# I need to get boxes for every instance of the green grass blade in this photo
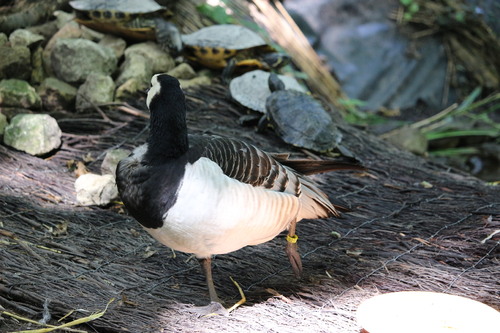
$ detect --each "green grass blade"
[429,147,480,157]
[426,129,500,140]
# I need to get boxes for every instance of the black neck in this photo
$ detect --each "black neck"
[145,88,189,163]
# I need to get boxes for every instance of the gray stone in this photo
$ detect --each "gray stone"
[0,79,42,109]
[0,33,8,46]
[0,46,31,80]
[76,73,115,112]
[167,63,196,80]
[38,77,77,111]
[30,46,45,85]
[75,173,118,206]
[0,107,33,120]
[15,28,47,84]
[179,76,211,89]
[51,38,117,83]
[0,112,7,135]
[124,41,175,73]
[115,78,146,102]
[26,21,59,41]
[101,149,131,176]
[99,35,127,59]
[116,53,152,87]
[53,10,75,30]
[9,29,44,48]
[42,22,84,77]
[53,10,102,41]
[3,113,62,156]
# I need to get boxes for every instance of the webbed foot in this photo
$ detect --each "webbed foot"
[187,301,229,317]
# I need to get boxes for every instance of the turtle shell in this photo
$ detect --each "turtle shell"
[182,24,280,70]
[229,70,306,113]
[69,0,165,14]
[69,0,171,41]
[265,89,342,152]
[182,24,266,50]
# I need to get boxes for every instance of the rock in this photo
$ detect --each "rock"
[0,79,42,109]
[167,63,196,80]
[42,20,85,76]
[0,107,33,120]
[0,112,7,135]
[0,33,9,46]
[0,46,31,80]
[0,1,66,35]
[101,149,131,176]
[8,30,45,84]
[53,10,75,30]
[31,46,45,85]
[26,20,59,41]
[3,114,62,156]
[51,38,117,84]
[53,10,102,41]
[75,173,118,206]
[124,41,175,73]
[38,77,77,111]
[384,125,428,155]
[115,53,152,87]
[9,29,44,49]
[41,11,101,76]
[75,73,115,112]
[179,76,211,89]
[167,64,211,88]
[99,35,127,59]
[115,78,146,102]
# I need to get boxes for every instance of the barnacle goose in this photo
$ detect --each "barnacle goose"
[116,74,363,314]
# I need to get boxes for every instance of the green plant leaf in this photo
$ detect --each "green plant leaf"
[409,2,420,13]
[457,86,482,111]
[429,147,480,157]
[197,4,234,24]
[426,129,500,140]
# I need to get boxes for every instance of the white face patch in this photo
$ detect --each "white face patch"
[146,74,161,109]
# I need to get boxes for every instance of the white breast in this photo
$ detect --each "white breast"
[145,157,300,258]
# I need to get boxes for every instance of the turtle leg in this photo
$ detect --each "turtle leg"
[221,58,237,84]
[256,115,270,133]
[154,19,182,54]
[285,221,302,278]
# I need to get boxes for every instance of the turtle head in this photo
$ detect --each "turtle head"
[261,52,291,70]
[268,73,286,92]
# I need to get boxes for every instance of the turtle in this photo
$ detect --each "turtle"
[229,70,305,125]
[69,0,182,53]
[260,73,343,153]
[181,24,289,79]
